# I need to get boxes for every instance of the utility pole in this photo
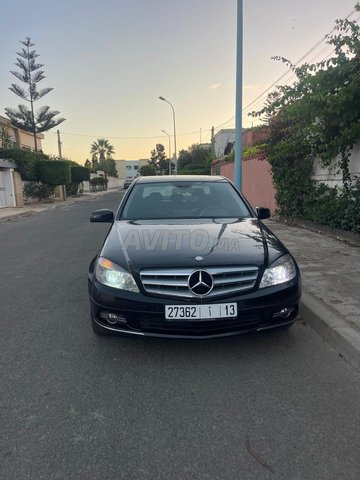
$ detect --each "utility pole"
[56,129,66,200]
[234,0,243,190]
[200,128,202,145]
[57,129,62,159]
[211,126,215,156]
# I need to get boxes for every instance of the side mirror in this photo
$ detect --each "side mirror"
[256,207,271,220]
[90,209,114,223]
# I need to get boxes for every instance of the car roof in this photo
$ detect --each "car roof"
[135,175,227,184]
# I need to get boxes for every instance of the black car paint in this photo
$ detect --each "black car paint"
[89,176,301,338]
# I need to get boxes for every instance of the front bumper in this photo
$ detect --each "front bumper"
[89,277,301,339]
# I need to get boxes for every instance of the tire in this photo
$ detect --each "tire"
[91,315,112,336]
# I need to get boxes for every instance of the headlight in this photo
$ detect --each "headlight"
[259,254,296,288]
[96,257,139,292]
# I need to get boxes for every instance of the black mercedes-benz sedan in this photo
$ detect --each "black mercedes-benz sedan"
[88,175,301,338]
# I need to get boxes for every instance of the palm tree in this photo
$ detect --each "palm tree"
[90,138,115,163]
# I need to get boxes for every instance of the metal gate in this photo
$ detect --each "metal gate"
[0,171,7,208]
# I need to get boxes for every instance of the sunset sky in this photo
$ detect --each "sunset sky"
[0,0,358,164]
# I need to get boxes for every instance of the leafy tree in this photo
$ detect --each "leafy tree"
[177,144,213,174]
[140,164,157,176]
[90,138,115,164]
[149,143,168,174]
[5,37,65,151]
[0,125,12,148]
[98,158,118,177]
[91,154,100,172]
[84,159,92,169]
[252,3,360,217]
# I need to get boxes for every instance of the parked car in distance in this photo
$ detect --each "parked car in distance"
[89,175,301,338]
[123,178,134,189]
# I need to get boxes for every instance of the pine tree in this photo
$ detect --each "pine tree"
[5,37,65,151]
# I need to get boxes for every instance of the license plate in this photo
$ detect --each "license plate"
[165,303,237,320]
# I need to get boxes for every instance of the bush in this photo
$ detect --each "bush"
[178,162,211,175]
[38,160,71,186]
[0,148,49,181]
[71,166,90,184]
[139,165,156,176]
[23,182,53,202]
[303,181,360,233]
[63,166,91,197]
[89,176,108,192]
[65,182,79,196]
[98,159,118,177]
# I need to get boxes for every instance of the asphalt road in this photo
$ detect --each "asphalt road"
[1,191,360,480]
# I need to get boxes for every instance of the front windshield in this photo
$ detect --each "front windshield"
[120,181,251,220]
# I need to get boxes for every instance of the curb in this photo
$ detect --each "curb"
[0,209,41,222]
[0,189,118,222]
[301,291,360,371]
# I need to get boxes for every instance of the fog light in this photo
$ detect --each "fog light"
[99,311,126,325]
[108,313,126,324]
[279,308,291,318]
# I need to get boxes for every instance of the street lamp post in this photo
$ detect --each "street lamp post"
[161,129,172,175]
[159,96,177,174]
[234,0,243,190]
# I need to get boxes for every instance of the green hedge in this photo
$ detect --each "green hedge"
[0,148,49,181]
[90,176,108,191]
[71,166,90,183]
[303,182,360,234]
[38,160,71,186]
[178,166,211,175]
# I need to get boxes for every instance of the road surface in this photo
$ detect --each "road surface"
[1,191,359,480]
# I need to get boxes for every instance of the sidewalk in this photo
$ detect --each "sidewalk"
[266,219,360,371]
[0,188,117,222]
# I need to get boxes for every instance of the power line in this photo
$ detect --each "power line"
[244,8,356,110]
[248,12,360,115]
[48,9,358,141]
[48,128,212,141]
[214,7,357,130]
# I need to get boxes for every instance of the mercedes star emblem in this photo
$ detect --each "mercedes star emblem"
[188,270,213,296]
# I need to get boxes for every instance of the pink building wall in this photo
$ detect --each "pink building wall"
[242,128,270,148]
[218,156,277,213]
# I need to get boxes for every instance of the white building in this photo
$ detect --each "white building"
[312,143,360,187]
[114,159,149,181]
[213,129,235,159]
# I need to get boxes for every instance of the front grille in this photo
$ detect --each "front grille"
[140,266,258,299]
[136,313,262,336]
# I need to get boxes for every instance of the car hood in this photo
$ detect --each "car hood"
[100,218,287,273]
